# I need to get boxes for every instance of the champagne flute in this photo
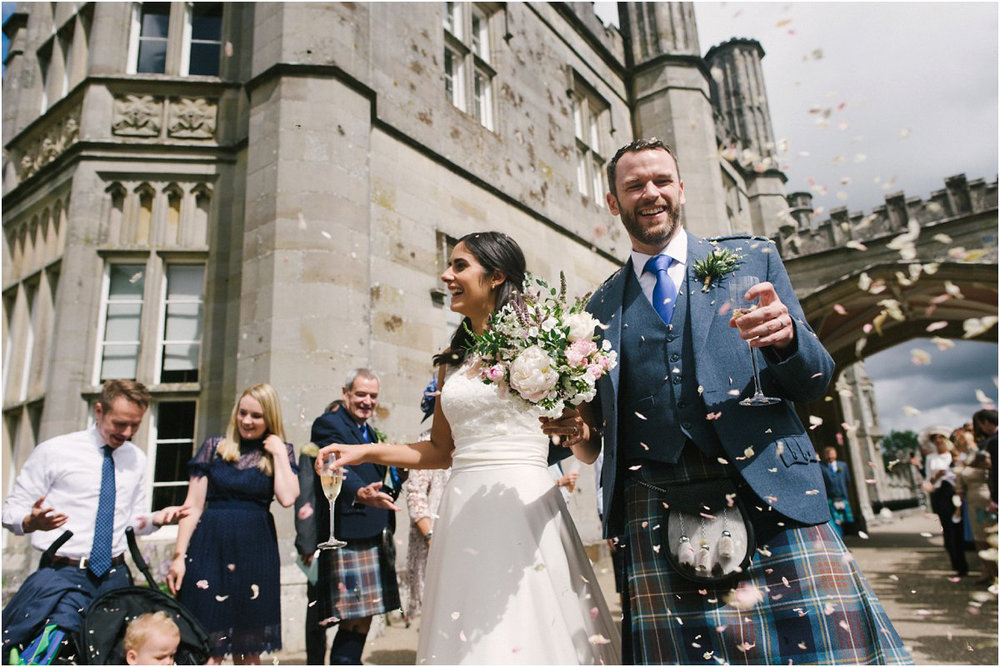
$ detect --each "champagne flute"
[727,276,780,407]
[317,452,347,549]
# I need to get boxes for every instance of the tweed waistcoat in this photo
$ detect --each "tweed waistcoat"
[618,270,721,464]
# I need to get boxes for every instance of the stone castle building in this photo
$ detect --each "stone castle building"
[7,1,989,653]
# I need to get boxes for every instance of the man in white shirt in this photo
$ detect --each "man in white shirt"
[2,379,187,654]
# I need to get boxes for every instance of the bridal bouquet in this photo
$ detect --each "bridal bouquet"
[468,273,617,417]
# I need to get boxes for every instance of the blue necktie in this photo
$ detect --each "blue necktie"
[360,424,371,443]
[89,445,116,577]
[644,254,677,326]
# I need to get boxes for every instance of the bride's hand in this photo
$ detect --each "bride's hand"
[315,443,364,473]
[540,408,588,447]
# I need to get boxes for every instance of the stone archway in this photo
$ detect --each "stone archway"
[778,174,998,526]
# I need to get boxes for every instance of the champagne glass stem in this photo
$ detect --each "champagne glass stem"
[748,342,765,397]
[328,498,336,542]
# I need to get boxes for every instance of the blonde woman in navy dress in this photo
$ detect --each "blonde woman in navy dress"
[167,383,299,664]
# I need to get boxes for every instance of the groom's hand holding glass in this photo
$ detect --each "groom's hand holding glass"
[316,445,400,512]
[726,279,795,351]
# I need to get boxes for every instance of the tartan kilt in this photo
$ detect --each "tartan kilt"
[317,536,400,624]
[829,497,856,526]
[624,471,912,665]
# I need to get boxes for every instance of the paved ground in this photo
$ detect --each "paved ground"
[272,510,997,665]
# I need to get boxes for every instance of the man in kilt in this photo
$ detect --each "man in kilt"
[582,139,911,664]
[309,369,401,665]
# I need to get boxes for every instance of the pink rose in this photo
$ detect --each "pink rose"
[566,340,598,367]
[484,363,505,382]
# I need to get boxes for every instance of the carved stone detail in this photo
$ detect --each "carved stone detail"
[167,97,217,139]
[13,103,82,180]
[111,94,163,137]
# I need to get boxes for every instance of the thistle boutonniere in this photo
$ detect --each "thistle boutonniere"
[693,248,742,292]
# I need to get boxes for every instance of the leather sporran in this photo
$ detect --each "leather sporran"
[639,477,756,585]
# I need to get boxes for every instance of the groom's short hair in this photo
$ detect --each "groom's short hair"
[606,138,681,198]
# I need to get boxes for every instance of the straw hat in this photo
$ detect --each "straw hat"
[918,425,953,452]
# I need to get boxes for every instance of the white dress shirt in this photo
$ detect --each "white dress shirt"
[925,451,956,491]
[630,229,688,308]
[2,426,159,558]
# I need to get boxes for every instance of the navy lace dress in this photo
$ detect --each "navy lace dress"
[178,436,297,657]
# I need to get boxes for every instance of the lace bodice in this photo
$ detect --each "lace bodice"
[440,361,549,471]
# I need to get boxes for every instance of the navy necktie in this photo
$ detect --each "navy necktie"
[89,445,116,577]
[643,254,677,326]
[360,423,371,443]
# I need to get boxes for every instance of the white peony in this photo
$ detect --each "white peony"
[508,345,559,402]
[565,311,599,342]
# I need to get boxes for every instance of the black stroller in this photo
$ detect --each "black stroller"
[76,527,211,664]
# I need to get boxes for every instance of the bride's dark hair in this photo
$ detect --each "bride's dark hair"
[434,231,526,367]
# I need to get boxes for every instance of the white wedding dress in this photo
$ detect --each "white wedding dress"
[416,362,621,665]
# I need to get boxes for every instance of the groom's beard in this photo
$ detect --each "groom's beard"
[619,197,682,249]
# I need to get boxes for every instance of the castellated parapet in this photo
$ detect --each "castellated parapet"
[778,174,999,259]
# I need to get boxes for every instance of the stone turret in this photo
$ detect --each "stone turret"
[619,2,730,236]
[621,2,700,61]
[706,38,776,162]
[705,38,786,238]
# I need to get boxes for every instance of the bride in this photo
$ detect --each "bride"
[317,231,620,664]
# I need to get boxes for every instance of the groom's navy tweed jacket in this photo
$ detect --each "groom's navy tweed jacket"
[587,232,836,538]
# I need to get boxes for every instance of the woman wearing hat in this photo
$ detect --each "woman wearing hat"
[923,426,969,577]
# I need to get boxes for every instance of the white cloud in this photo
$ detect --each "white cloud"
[864,340,998,434]
[694,2,998,215]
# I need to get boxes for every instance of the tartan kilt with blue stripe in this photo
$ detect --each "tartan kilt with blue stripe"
[317,536,400,624]
[623,463,912,665]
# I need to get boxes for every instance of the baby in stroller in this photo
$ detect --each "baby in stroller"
[5,529,209,665]
[124,612,181,665]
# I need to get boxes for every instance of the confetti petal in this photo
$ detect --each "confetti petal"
[250,584,259,600]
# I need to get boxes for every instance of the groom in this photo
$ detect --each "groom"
[580,139,909,664]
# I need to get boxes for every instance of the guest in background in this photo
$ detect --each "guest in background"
[923,425,969,578]
[972,409,998,510]
[549,460,579,503]
[403,378,450,623]
[821,446,854,538]
[311,368,401,665]
[954,448,996,584]
[952,427,978,549]
[1,380,186,661]
[294,399,344,665]
[167,383,299,664]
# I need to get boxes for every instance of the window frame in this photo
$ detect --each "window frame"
[154,261,206,385]
[93,259,149,384]
[442,3,496,131]
[146,397,199,530]
[181,2,223,77]
[570,80,610,206]
[127,2,223,77]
